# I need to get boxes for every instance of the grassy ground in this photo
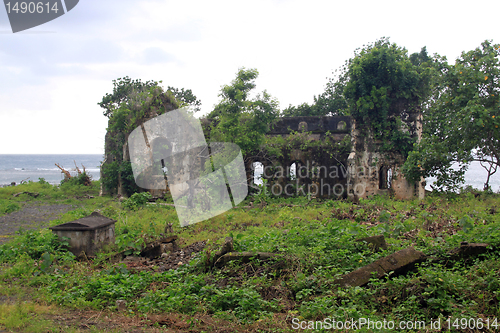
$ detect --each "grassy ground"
[0,181,499,332]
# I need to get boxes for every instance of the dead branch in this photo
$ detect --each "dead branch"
[74,160,81,175]
[55,163,72,179]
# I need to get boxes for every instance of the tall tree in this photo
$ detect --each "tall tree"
[282,42,430,120]
[208,68,279,156]
[343,38,432,156]
[403,40,500,190]
[98,77,201,196]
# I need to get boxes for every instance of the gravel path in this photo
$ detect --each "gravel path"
[0,204,76,244]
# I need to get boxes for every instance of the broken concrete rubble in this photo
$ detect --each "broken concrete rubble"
[335,247,426,288]
[139,235,178,259]
[447,242,489,260]
[116,300,127,312]
[122,240,206,272]
[334,242,493,289]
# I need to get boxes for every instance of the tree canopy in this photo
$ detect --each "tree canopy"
[282,38,432,136]
[98,76,201,119]
[98,77,201,196]
[341,38,432,156]
[403,40,500,190]
[208,68,279,156]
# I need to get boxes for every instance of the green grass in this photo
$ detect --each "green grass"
[0,181,499,331]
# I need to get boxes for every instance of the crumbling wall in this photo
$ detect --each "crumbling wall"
[346,112,424,200]
[100,95,179,197]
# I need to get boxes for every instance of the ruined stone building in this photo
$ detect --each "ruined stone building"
[101,112,424,201]
[248,115,424,200]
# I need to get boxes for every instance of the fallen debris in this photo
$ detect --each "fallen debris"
[164,222,174,234]
[211,236,233,267]
[447,242,490,261]
[13,191,39,198]
[335,247,426,288]
[140,235,178,259]
[55,163,72,180]
[116,300,127,312]
[55,162,92,186]
[121,241,206,272]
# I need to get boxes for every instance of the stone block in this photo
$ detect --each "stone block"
[448,242,489,260]
[140,235,178,259]
[49,212,115,257]
[335,247,426,288]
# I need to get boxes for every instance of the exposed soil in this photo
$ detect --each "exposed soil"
[0,203,76,244]
[44,309,291,332]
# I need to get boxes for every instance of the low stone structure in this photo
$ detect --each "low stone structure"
[248,114,423,200]
[346,114,425,200]
[140,235,178,258]
[49,212,116,257]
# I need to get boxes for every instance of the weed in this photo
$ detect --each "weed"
[0,182,499,329]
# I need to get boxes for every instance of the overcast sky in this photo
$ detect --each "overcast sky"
[1,0,499,154]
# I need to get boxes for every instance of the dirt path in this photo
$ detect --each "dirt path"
[0,204,76,244]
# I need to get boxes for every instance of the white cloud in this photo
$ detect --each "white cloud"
[0,0,499,153]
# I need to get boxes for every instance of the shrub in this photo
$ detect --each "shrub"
[122,192,152,210]
[0,229,74,263]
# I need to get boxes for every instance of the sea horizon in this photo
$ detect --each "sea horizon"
[0,154,103,186]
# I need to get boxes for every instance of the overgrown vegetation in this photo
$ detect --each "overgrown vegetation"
[3,38,498,331]
[207,67,280,156]
[1,181,499,331]
[283,38,499,191]
[403,40,500,191]
[98,77,201,196]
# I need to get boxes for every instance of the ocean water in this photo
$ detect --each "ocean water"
[425,161,500,192]
[0,154,103,186]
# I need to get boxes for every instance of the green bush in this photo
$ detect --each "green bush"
[50,265,153,307]
[0,201,20,215]
[0,229,74,263]
[122,192,152,210]
[60,172,92,186]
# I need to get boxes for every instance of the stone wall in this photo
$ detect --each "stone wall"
[345,113,424,200]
